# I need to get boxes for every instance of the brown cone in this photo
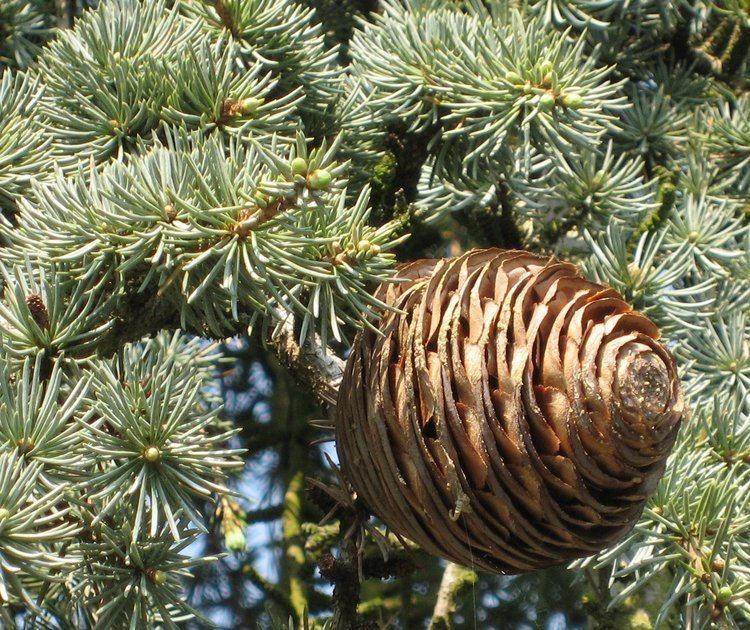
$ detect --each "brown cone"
[335,249,684,573]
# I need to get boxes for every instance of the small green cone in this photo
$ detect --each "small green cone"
[505,71,523,85]
[563,93,584,109]
[539,92,556,110]
[143,446,161,463]
[151,570,168,586]
[308,169,332,190]
[239,97,263,116]
[225,527,246,552]
[717,586,733,606]
[291,157,308,176]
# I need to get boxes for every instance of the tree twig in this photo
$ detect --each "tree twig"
[318,517,362,630]
[55,0,75,28]
[330,537,360,630]
[212,0,240,38]
[245,503,284,523]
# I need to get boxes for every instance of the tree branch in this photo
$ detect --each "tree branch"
[428,562,477,630]
[94,285,345,412]
[282,469,308,620]
[242,563,298,621]
[329,539,361,630]
[212,0,240,38]
[457,179,524,250]
[55,0,76,28]
[318,516,362,630]
[267,308,345,409]
[245,504,284,523]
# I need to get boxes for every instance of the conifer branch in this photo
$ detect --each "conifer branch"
[54,0,74,28]
[320,533,361,630]
[268,308,345,409]
[1,0,749,625]
[241,563,298,620]
[429,563,477,630]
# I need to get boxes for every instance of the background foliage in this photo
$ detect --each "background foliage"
[0,0,748,628]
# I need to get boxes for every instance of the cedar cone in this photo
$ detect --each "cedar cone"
[335,249,684,573]
[25,293,50,330]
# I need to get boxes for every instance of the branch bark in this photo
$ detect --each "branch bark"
[267,308,345,409]
[331,533,360,629]
[282,469,308,620]
[429,562,477,630]
[245,504,284,523]
[242,563,298,621]
[316,516,363,630]
[212,0,240,38]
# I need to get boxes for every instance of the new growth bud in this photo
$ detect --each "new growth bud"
[291,157,308,176]
[239,97,263,116]
[717,586,733,606]
[225,527,246,552]
[143,446,161,463]
[563,93,584,109]
[308,169,332,190]
[539,92,556,110]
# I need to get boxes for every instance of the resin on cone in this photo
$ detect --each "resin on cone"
[335,249,684,573]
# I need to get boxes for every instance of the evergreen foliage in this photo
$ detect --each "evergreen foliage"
[0,0,747,627]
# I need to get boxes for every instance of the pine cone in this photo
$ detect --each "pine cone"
[25,293,50,330]
[335,249,684,573]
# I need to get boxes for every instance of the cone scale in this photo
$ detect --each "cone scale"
[335,249,684,573]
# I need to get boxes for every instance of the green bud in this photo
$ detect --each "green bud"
[239,97,263,116]
[357,239,372,253]
[151,569,168,586]
[539,60,554,76]
[308,169,332,190]
[563,93,584,109]
[143,446,161,463]
[254,190,277,208]
[716,586,733,606]
[225,527,246,552]
[0,508,9,521]
[539,93,556,110]
[505,71,523,85]
[291,157,308,176]
[628,609,652,630]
